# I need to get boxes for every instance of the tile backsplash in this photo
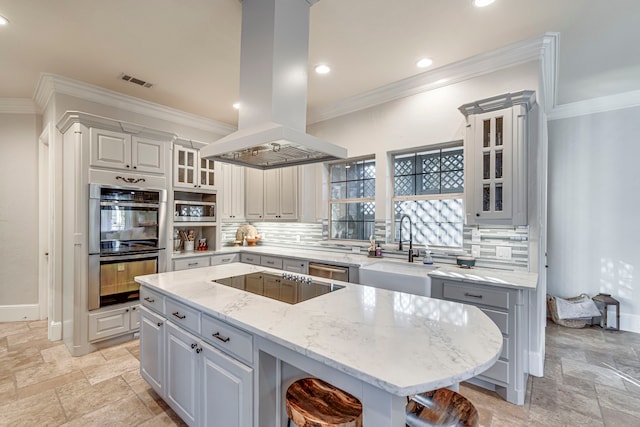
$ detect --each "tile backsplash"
[221,221,529,271]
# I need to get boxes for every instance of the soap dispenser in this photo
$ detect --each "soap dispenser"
[423,250,433,265]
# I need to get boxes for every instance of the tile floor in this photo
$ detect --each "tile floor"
[1,320,639,426]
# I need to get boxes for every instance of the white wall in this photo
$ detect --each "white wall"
[548,106,640,332]
[0,112,40,318]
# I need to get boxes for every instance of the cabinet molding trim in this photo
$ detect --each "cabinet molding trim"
[459,91,536,116]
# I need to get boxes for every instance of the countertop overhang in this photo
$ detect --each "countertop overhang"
[136,262,504,396]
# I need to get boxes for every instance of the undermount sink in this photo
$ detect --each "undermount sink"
[358,261,438,297]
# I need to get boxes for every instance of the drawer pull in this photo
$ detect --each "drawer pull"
[191,343,197,349]
[157,322,163,327]
[172,312,186,320]
[212,332,230,343]
[188,262,199,267]
[222,258,230,262]
[267,261,274,264]
[143,297,155,303]
[464,292,484,299]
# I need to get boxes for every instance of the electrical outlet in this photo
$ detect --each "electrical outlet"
[352,246,361,254]
[471,245,481,258]
[496,246,512,260]
[471,228,481,243]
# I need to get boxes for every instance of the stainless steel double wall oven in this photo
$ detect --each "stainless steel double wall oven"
[89,184,166,310]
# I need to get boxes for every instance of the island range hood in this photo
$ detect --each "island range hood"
[200,0,347,170]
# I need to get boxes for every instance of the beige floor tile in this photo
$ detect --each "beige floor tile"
[0,389,66,426]
[0,346,43,377]
[17,369,85,400]
[60,394,153,427]
[41,344,106,371]
[82,352,139,385]
[0,373,17,405]
[14,361,78,388]
[57,376,137,421]
[27,320,48,330]
[562,358,627,390]
[595,383,640,419]
[601,406,640,427]
[137,411,188,427]
[0,322,30,339]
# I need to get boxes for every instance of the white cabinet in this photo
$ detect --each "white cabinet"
[210,253,239,266]
[173,256,211,271]
[140,306,165,397]
[430,277,528,405]
[140,284,254,427]
[220,164,245,220]
[200,341,253,427]
[88,304,140,342]
[245,168,264,220]
[246,166,298,220]
[166,321,200,425]
[90,128,166,174]
[174,144,217,190]
[460,91,535,226]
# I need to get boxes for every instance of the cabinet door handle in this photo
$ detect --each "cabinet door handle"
[464,292,483,299]
[172,312,186,319]
[196,347,202,354]
[191,343,197,349]
[144,297,155,303]
[157,322,163,327]
[212,332,230,343]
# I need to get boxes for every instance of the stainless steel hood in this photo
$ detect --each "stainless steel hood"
[200,0,347,170]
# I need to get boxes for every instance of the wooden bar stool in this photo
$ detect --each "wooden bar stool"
[406,388,479,427]
[286,377,363,427]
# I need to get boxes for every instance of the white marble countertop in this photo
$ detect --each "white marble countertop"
[136,262,503,396]
[428,266,538,290]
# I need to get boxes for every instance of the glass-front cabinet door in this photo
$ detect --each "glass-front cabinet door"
[174,145,198,188]
[474,110,513,221]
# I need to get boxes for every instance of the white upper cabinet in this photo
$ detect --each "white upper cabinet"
[460,91,535,226]
[246,166,298,220]
[220,163,245,221]
[174,144,216,190]
[90,129,166,174]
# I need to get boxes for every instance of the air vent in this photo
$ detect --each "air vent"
[119,73,153,88]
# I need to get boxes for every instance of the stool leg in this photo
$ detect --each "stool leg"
[287,418,291,427]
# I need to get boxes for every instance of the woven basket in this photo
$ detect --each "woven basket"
[546,294,592,328]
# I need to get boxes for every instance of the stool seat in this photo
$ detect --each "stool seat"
[406,388,478,427]
[286,377,363,427]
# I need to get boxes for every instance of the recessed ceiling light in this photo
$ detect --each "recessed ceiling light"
[0,15,9,25]
[232,102,240,110]
[314,64,331,74]
[416,58,433,69]
[473,0,495,7]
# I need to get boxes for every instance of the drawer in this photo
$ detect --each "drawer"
[173,256,211,271]
[480,308,509,335]
[283,259,308,274]
[479,359,509,384]
[165,297,201,334]
[240,253,261,265]
[260,255,283,269]
[210,253,239,266]
[202,314,253,365]
[442,282,510,309]
[140,286,165,314]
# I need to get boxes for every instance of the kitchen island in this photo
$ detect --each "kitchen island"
[136,262,503,426]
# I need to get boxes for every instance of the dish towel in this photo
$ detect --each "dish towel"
[555,295,602,320]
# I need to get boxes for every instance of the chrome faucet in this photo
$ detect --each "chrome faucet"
[398,214,415,262]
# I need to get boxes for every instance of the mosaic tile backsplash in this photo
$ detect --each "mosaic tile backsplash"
[221,221,529,271]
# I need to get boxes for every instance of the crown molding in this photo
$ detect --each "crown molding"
[308,33,559,124]
[548,89,640,121]
[0,98,38,114]
[33,73,236,136]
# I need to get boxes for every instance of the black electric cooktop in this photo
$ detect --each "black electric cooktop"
[214,271,344,304]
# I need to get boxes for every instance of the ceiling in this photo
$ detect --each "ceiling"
[1,0,639,126]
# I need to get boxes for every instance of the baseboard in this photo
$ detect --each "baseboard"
[49,320,62,341]
[529,350,544,377]
[0,304,40,322]
[621,313,640,334]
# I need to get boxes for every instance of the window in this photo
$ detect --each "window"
[393,145,464,247]
[329,158,375,240]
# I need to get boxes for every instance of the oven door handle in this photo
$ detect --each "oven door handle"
[97,250,164,262]
[100,201,160,208]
